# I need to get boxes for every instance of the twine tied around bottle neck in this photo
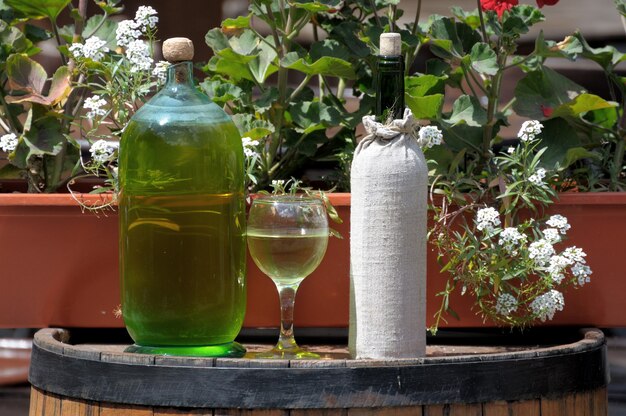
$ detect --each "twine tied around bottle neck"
[361,108,419,144]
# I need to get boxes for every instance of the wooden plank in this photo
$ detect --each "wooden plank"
[41,391,62,416]
[99,403,153,416]
[29,387,45,416]
[540,393,577,415]
[482,400,540,416]
[348,407,421,415]
[60,397,100,416]
[423,404,481,416]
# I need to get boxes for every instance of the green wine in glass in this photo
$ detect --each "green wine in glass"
[247,195,329,359]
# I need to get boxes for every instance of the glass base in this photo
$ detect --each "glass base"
[125,341,246,358]
[252,346,320,360]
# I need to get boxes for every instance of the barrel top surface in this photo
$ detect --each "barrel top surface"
[28,328,609,409]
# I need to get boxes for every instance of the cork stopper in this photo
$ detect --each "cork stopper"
[163,37,194,62]
[379,33,401,56]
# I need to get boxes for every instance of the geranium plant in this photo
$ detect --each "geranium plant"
[0,0,164,193]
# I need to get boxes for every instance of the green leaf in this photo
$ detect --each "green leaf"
[513,66,586,120]
[206,56,255,82]
[6,54,46,95]
[200,79,244,105]
[534,118,581,169]
[0,20,34,61]
[94,0,123,15]
[310,39,351,62]
[574,31,626,70]
[5,0,71,21]
[429,17,481,59]
[563,147,601,168]
[229,29,260,56]
[406,94,444,120]
[469,42,498,76]
[83,15,118,49]
[284,56,356,79]
[533,30,582,61]
[23,24,51,43]
[231,113,274,140]
[221,14,251,29]
[446,95,487,127]
[291,0,333,12]
[247,37,278,83]
[290,101,341,134]
[551,93,617,119]
[205,28,230,52]
[329,21,371,58]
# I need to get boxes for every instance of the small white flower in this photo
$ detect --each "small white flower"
[271,179,285,186]
[547,255,573,284]
[0,133,18,153]
[125,40,153,73]
[152,60,170,83]
[89,139,117,164]
[498,227,527,255]
[542,228,561,244]
[571,262,592,286]
[242,136,260,158]
[134,6,159,32]
[518,120,543,142]
[495,293,518,316]
[562,246,586,264]
[84,95,107,119]
[546,214,571,235]
[81,36,109,61]
[507,146,515,154]
[69,43,85,59]
[116,19,141,47]
[530,290,564,322]
[475,207,501,233]
[417,125,443,149]
[528,239,555,267]
[528,167,547,186]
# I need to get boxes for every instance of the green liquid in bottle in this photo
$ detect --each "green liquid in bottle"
[118,62,246,357]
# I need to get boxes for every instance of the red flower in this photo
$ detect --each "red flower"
[540,104,554,118]
[537,0,559,7]
[480,0,519,18]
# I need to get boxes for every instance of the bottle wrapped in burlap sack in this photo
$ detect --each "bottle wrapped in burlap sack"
[349,108,427,359]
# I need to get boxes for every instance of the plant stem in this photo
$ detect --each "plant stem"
[74,0,88,41]
[477,0,489,44]
[483,43,506,165]
[610,135,625,191]
[51,21,68,66]
[289,74,313,102]
[369,0,382,27]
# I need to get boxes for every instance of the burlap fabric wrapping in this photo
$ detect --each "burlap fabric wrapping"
[349,108,427,359]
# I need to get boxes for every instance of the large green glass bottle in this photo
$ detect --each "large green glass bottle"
[118,38,246,357]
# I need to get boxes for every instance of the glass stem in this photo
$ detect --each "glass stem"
[276,283,300,351]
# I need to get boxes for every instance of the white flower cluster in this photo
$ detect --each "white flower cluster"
[89,139,117,164]
[475,207,501,233]
[530,289,564,322]
[542,228,561,244]
[271,179,285,187]
[134,6,158,30]
[125,40,152,73]
[546,214,570,234]
[517,120,543,142]
[528,238,556,267]
[152,60,170,83]
[528,167,547,186]
[242,137,260,158]
[116,6,159,47]
[69,36,109,62]
[498,227,527,255]
[115,6,159,73]
[0,133,18,153]
[417,125,443,149]
[495,293,518,316]
[84,95,107,119]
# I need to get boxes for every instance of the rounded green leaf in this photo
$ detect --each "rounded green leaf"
[5,0,71,21]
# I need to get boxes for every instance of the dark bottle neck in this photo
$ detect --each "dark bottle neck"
[165,61,195,89]
[375,55,405,121]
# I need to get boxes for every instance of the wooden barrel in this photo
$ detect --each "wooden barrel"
[28,328,608,415]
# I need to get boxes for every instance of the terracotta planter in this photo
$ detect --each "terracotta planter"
[0,192,624,329]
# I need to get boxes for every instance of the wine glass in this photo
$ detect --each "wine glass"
[247,195,329,359]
